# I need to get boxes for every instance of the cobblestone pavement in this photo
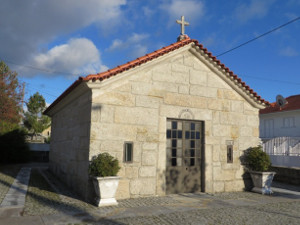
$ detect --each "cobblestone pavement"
[110,201,300,225]
[24,169,96,216]
[0,166,299,225]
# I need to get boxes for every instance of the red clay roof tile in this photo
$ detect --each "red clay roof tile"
[260,94,300,114]
[44,36,269,115]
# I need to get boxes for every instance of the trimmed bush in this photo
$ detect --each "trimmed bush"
[0,129,31,163]
[244,146,271,172]
[88,153,120,177]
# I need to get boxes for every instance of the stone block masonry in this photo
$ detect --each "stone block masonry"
[272,166,300,185]
[87,49,261,199]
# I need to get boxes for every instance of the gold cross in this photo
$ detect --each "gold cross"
[176,16,189,35]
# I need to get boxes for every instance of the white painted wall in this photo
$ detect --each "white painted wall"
[28,143,50,152]
[259,109,300,138]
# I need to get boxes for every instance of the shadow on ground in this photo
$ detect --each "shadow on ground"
[0,164,125,224]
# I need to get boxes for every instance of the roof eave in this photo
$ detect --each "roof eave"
[44,79,83,116]
[45,36,269,113]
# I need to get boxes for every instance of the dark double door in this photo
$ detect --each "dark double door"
[166,119,204,194]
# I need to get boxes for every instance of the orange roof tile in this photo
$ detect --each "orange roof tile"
[44,36,269,115]
[260,94,300,114]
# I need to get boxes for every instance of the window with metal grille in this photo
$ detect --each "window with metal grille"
[166,119,204,167]
[124,142,133,162]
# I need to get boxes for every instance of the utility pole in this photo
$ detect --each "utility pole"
[21,82,25,116]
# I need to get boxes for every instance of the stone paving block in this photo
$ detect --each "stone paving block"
[41,211,101,225]
[0,168,31,208]
[0,215,44,225]
[0,207,24,218]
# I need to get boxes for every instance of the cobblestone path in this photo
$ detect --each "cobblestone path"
[28,168,300,225]
[1,166,299,225]
[0,165,22,205]
[106,200,299,225]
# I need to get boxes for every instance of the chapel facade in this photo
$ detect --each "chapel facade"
[45,35,269,202]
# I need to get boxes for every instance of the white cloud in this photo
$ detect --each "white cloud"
[143,6,154,18]
[33,38,107,77]
[130,44,148,59]
[107,33,149,58]
[202,35,216,48]
[235,0,275,23]
[107,39,125,52]
[0,0,126,75]
[130,33,149,43]
[107,33,149,52]
[280,47,299,57]
[160,0,205,26]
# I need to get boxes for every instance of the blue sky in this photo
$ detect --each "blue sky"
[1,0,300,106]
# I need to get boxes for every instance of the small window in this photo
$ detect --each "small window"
[283,117,295,128]
[227,145,233,163]
[124,142,133,162]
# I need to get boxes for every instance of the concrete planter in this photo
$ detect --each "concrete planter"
[92,176,120,207]
[249,171,276,194]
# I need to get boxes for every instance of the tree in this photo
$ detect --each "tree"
[24,92,51,137]
[0,61,23,134]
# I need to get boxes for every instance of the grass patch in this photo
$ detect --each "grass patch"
[24,169,62,216]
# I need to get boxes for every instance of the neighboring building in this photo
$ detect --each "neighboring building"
[26,126,51,162]
[25,126,51,143]
[44,35,268,202]
[260,94,300,140]
[260,95,300,168]
[41,126,51,139]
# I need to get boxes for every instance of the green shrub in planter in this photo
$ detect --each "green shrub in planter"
[244,146,271,172]
[88,153,120,177]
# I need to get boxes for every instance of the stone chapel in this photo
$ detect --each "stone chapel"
[45,31,269,202]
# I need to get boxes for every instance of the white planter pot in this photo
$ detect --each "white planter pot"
[249,171,276,195]
[92,176,120,207]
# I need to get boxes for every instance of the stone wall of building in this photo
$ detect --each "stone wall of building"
[89,47,261,199]
[271,166,300,185]
[49,90,92,201]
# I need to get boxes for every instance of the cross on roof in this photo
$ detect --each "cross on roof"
[176,16,189,35]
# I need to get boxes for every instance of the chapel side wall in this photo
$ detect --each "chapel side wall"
[89,49,261,199]
[49,91,92,201]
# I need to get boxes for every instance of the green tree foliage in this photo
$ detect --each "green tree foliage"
[24,92,51,135]
[0,61,23,134]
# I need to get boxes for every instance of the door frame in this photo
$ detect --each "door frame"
[165,118,206,193]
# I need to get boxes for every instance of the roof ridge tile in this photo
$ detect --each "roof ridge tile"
[45,36,269,114]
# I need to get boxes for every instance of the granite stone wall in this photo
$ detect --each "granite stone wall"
[88,49,261,199]
[49,90,92,201]
[272,166,300,185]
